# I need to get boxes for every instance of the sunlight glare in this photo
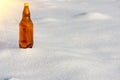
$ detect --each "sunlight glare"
[0,0,8,10]
[0,0,20,23]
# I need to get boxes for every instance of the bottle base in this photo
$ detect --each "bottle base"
[19,43,33,49]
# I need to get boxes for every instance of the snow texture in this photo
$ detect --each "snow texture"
[0,0,120,80]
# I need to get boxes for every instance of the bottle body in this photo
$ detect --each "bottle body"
[19,3,33,48]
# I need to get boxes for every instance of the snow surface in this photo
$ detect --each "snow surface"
[0,0,120,80]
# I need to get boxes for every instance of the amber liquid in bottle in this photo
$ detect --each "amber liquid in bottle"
[19,3,33,48]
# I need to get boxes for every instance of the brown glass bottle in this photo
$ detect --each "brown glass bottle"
[19,3,33,48]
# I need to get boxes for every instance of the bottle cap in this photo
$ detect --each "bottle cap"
[24,2,29,6]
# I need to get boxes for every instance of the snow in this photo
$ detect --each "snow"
[0,0,120,80]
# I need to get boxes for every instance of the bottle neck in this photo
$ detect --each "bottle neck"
[22,6,30,18]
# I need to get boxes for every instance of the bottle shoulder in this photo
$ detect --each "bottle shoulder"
[20,19,33,27]
[20,17,33,23]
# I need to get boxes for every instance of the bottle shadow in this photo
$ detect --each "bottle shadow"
[0,41,19,51]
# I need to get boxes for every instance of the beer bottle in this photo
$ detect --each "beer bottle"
[19,3,33,48]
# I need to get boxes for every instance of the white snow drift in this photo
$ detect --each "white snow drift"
[0,0,120,80]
